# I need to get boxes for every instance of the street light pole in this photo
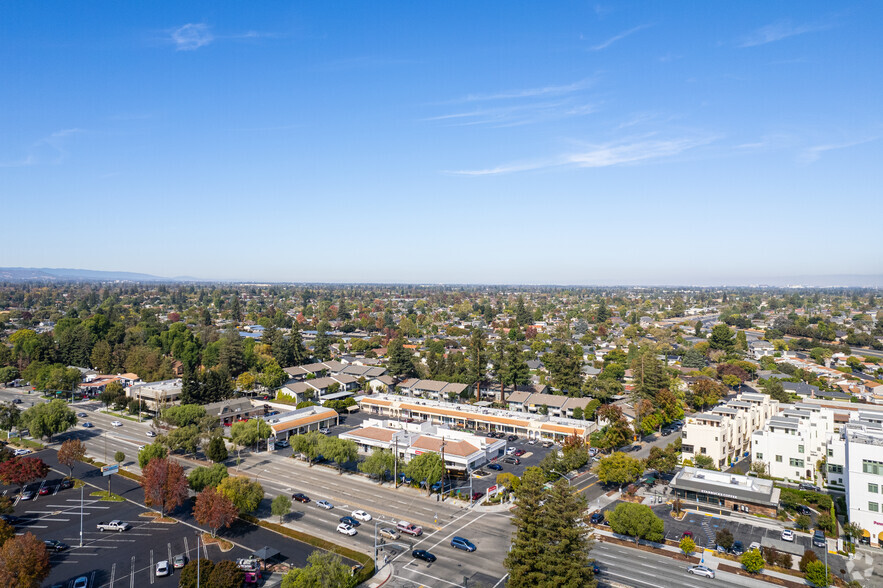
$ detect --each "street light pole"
[79,482,84,547]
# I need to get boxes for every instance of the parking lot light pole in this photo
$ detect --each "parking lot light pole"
[79,482,84,547]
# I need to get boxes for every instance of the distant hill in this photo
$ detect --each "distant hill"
[0,267,190,282]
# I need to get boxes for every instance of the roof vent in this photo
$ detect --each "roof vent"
[695,473,704,479]
[730,478,739,484]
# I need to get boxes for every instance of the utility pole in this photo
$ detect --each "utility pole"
[440,437,447,501]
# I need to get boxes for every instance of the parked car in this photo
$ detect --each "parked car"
[60,478,73,490]
[542,440,554,448]
[781,529,794,542]
[274,439,290,448]
[379,528,400,540]
[813,530,827,548]
[0,514,21,524]
[507,434,518,442]
[472,470,489,478]
[339,516,360,527]
[748,541,761,552]
[506,447,517,455]
[73,577,88,588]
[513,448,526,456]
[487,463,503,471]
[173,554,187,569]
[44,539,69,552]
[590,512,605,524]
[527,438,537,445]
[39,486,52,496]
[682,531,693,539]
[11,399,21,404]
[317,500,333,510]
[352,510,372,522]
[319,428,331,435]
[687,565,715,578]
[337,523,357,536]
[796,505,812,515]
[13,448,32,456]
[799,482,821,492]
[730,541,744,555]
[502,456,521,465]
[20,489,35,500]
[292,493,310,503]
[471,492,484,501]
[450,536,476,552]
[412,549,437,563]
[155,560,170,577]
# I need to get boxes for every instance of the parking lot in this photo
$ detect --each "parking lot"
[2,449,331,588]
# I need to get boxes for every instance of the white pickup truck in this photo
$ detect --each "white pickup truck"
[96,520,130,532]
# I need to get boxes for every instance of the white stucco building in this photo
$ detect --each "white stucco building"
[841,421,883,546]
[751,402,834,483]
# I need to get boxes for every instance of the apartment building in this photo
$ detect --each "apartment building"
[681,392,778,470]
[841,421,883,547]
[751,402,834,483]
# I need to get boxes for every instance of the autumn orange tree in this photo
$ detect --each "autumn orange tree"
[57,439,86,479]
[0,532,50,587]
[193,487,238,538]
[141,458,188,517]
[0,457,49,495]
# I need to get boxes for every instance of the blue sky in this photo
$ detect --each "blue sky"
[1,2,881,285]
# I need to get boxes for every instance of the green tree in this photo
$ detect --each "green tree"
[539,478,595,586]
[804,560,831,587]
[799,549,818,573]
[682,347,706,368]
[357,448,399,484]
[319,436,358,474]
[217,475,264,514]
[741,549,765,573]
[680,536,696,556]
[206,436,228,463]
[606,502,665,542]
[114,451,125,467]
[404,452,445,496]
[291,432,323,466]
[206,560,245,588]
[694,454,717,470]
[230,418,272,464]
[387,337,416,377]
[188,463,229,492]
[98,381,124,409]
[630,349,668,399]
[272,494,292,523]
[710,324,735,352]
[164,424,201,455]
[158,404,206,428]
[138,442,168,469]
[20,399,77,442]
[179,559,214,588]
[645,446,678,474]
[280,550,352,588]
[313,322,332,361]
[595,452,644,486]
[505,468,549,588]
[795,514,812,530]
[0,404,20,435]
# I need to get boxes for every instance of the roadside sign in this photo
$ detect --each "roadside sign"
[488,485,502,496]
[101,464,118,476]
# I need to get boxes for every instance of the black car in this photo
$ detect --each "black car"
[292,493,310,503]
[730,541,744,556]
[412,549,437,563]
[44,539,69,552]
[798,482,821,492]
[507,434,518,442]
[487,463,503,471]
[590,512,605,524]
[339,516,360,527]
[796,505,812,515]
[60,478,74,490]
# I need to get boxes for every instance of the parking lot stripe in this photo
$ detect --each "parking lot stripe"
[150,549,154,584]
[109,562,116,587]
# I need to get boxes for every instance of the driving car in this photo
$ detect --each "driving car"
[138,444,147,451]
[82,422,94,428]
[379,528,400,540]
[317,500,333,510]
[412,549,437,563]
[11,398,21,404]
[73,577,89,588]
[450,536,476,552]
[173,554,187,569]
[337,523,357,536]
[111,421,122,427]
[339,516,360,527]
[77,412,87,417]
[352,509,372,522]
[592,561,601,574]
[44,539,69,552]
[155,560,170,577]
[471,491,484,501]
[687,565,715,578]
[292,493,310,503]
[781,529,795,542]
[13,448,32,456]
[146,430,157,437]
[487,463,503,471]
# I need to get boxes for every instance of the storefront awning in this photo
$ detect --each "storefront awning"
[862,529,870,538]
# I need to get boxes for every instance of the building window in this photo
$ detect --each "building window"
[870,483,879,494]
[863,460,883,476]
[870,502,879,513]
[827,449,833,457]
[798,445,804,454]
[756,452,763,460]
[789,458,804,468]
[776,455,783,463]
[828,464,843,474]
[700,447,707,454]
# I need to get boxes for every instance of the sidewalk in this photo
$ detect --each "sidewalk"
[593,528,807,586]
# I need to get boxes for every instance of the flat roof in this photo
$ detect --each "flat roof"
[671,466,778,506]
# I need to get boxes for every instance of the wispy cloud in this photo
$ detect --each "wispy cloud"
[589,24,652,51]
[426,98,597,128]
[0,128,83,168]
[170,23,214,51]
[738,20,827,48]
[447,135,714,176]
[453,78,594,103]
[168,24,278,51]
[798,137,879,163]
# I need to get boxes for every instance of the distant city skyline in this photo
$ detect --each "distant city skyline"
[2,2,881,283]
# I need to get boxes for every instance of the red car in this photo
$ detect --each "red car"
[471,492,484,501]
